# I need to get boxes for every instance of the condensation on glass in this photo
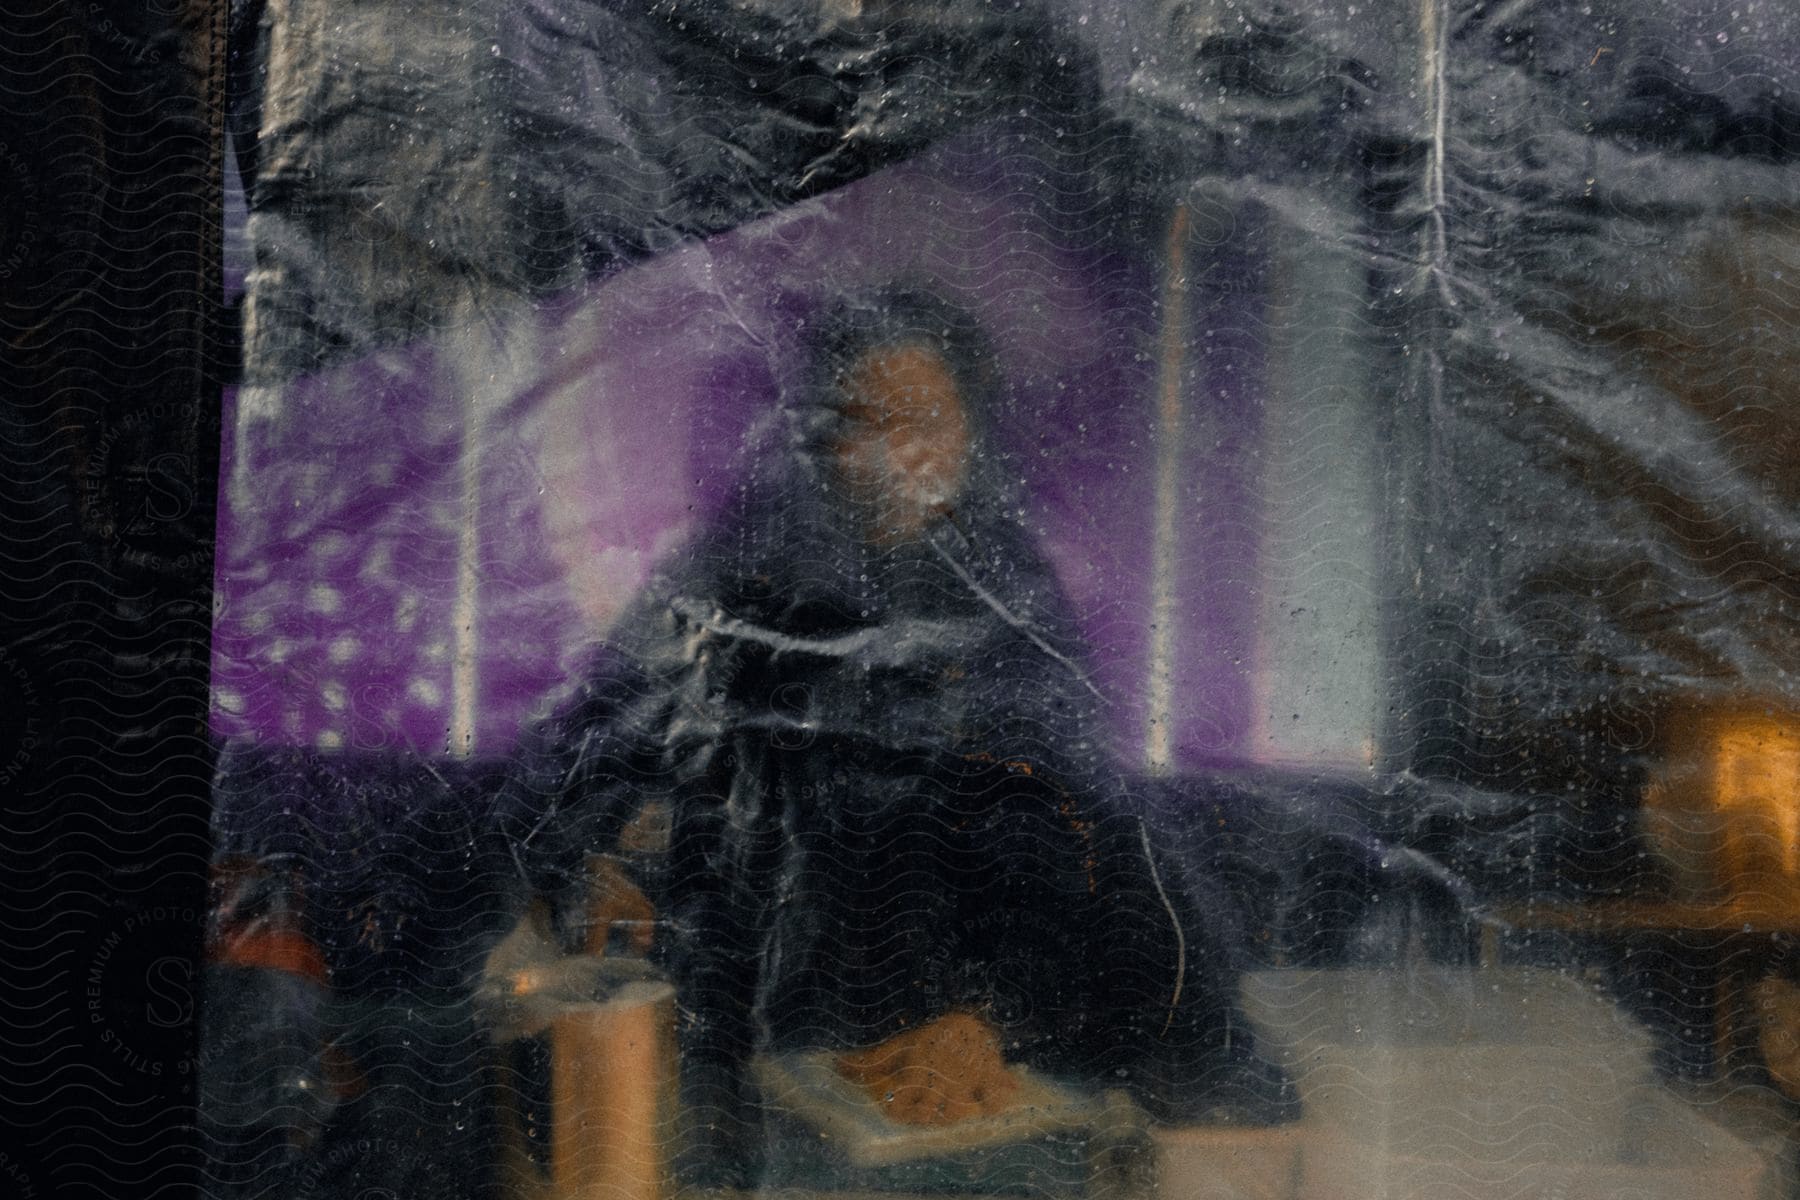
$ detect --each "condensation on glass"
[205,2,1800,1197]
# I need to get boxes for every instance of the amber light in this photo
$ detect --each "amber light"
[1713,718,1800,887]
[1641,702,1800,902]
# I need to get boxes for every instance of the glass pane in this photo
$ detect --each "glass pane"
[205,2,1800,1197]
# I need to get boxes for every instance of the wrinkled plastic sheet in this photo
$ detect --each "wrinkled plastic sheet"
[209,0,1800,1195]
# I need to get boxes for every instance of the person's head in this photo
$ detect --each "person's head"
[802,287,1000,543]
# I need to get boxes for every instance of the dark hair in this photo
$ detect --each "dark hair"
[719,283,1025,566]
[799,284,1002,427]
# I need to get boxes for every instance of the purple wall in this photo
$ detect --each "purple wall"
[214,129,1268,767]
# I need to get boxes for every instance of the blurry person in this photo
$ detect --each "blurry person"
[505,285,1296,1184]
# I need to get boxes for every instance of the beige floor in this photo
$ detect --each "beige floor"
[668,1095,1792,1200]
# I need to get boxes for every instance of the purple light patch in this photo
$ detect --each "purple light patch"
[214,127,1269,767]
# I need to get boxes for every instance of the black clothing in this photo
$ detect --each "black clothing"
[502,302,1296,1177]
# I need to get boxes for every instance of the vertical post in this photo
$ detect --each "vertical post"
[444,302,537,758]
[1251,226,1385,771]
[1145,203,1190,776]
[1396,0,1465,780]
[450,366,482,759]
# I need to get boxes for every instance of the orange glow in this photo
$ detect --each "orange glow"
[1715,721,1800,808]
[1641,702,1800,899]
[1714,718,1800,882]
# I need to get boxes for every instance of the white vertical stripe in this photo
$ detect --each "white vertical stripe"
[1145,204,1190,776]
[445,302,538,757]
